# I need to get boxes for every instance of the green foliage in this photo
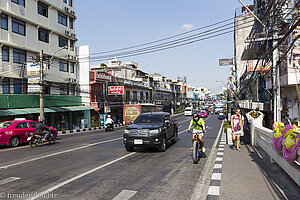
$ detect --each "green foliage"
[223,120,231,133]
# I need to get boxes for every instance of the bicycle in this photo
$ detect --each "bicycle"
[188,130,204,164]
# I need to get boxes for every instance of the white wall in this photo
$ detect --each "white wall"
[77,45,90,106]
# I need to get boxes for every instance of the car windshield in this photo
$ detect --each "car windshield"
[0,122,13,129]
[134,114,163,124]
[185,109,191,111]
[200,111,206,114]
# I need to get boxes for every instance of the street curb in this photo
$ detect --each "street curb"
[191,120,224,200]
[57,123,126,136]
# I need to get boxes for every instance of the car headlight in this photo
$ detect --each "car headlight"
[149,128,161,135]
[124,129,130,134]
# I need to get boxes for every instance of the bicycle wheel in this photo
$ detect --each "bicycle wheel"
[192,140,200,164]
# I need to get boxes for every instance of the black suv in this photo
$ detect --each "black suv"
[123,112,178,152]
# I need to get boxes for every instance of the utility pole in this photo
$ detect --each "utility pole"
[39,50,45,121]
[272,2,281,122]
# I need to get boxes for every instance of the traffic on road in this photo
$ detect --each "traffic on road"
[0,113,223,200]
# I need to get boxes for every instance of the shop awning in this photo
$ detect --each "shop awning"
[0,106,94,117]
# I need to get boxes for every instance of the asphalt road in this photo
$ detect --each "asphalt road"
[0,114,223,200]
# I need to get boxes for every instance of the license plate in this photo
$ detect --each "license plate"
[27,137,32,141]
[134,139,143,145]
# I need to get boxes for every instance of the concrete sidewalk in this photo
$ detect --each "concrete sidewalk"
[216,143,300,200]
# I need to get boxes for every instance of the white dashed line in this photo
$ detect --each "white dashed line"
[217,152,224,156]
[113,190,137,200]
[211,173,222,180]
[0,177,21,185]
[207,186,220,195]
[214,164,222,169]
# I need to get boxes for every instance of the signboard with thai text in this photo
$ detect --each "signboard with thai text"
[219,58,233,66]
[247,60,272,72]
[108,86,124,95]
[28,77,40,93]
[27,62,47,76]
[95,72,112,82]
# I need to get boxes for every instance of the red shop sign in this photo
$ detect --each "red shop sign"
[108,86,124,95]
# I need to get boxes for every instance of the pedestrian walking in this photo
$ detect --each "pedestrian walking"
[230,108,244,151]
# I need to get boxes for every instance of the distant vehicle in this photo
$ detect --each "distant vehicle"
[215,103,225,114]
[123,112,178,152]
[218,113,225,120]
[199,110,208,118]
[185,107,193,116]
[0,118,57,147]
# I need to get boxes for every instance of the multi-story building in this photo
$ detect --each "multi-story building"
[0,0,92,130]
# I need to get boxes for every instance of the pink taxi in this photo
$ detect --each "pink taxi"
[0,118,57,147]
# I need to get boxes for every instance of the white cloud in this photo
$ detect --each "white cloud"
[181,24,194,30]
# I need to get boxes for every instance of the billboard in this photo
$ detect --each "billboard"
[108,86,124,95]
[95,71,112,82]
[27,62,47,76]
[123,105,141,124]
[28,77,40,93]
[247,60,272,72]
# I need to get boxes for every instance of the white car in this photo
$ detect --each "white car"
[185,107,193,116]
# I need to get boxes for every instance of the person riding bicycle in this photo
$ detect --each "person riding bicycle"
[188,113,206,152]
[36,120,50,141]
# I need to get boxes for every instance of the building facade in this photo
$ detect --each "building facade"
[0,0,92,130]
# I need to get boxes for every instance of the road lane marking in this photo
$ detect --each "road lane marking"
[113,190,137,200]
[0,137,122,170]
[28,153,136,200]
[211,173,222,180]
[207,186,220,196]
[191,120,224,200]
[0,177,21,185]
[215,157,223,161]
[213,164,222,169]
[217,152,224,156]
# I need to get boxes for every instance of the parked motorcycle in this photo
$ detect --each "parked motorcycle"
[105,123,114,132]
[27,132,56,147]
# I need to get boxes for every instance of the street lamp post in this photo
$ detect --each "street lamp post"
[48,45,69,69]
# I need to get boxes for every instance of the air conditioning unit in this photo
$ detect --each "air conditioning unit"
[70,33,76,38]
[71,56,78,60]
[70,10,75,15]
[65,54,71,59]
[72,78,77,83]
[66,78,72,82]
[64,7,69,12]
[64,30,70,35]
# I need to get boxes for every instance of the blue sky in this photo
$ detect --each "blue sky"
[75,0,252,93]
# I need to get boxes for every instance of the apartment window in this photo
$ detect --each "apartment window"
[140,91,144,100]
[14,79,22,94]
[60,84,69,95]
[12,17,25,35]
[58,36,68,47]
[2,46,9,62]
[11,0,25,7]
[69,18,73,29]
[69,0,73,7]
[58,12,67,26]
[126,90,130,101]
[70,85,75,95]
[70,62,75,73]
[1,14,8,30]
[38,28,49,43]
[59,60,68,72]
[13,48,26,64]
[2,78,10,94]
[70,40,74,51]
[63,0,67,3]
[38,1,48,17]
